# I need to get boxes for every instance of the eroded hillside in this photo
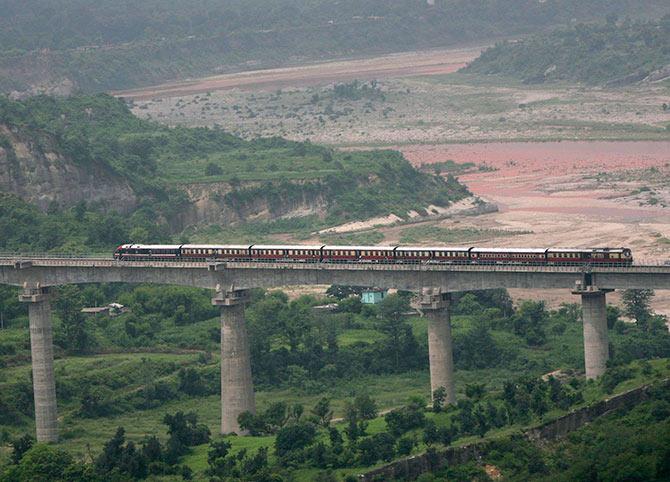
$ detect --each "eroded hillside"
[0,94,469,251]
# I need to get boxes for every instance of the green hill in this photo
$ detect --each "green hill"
[1,0,668,93]
[0,94,468,252]
[464,16,670,85]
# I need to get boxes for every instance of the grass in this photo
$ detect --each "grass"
[319,231,385,246]
[398,225,530,244]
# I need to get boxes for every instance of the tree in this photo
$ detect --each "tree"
[622,289,655,330]
[263,401,289,433]
[205,162,223,176]
[9,444,85,481]
[454,321,505,369]
[344,401,367,442]
[455,293,483,315]
[513,300,549,346]
[354,394,378,421]
[606,305,621,329]
[378,294,411,370]
[311,398,333,428]
[423,420,439,446]
[241,447,269,476]
[141,435,162,464]
[53,285,95,354]
[290,403,304,423]
[177,368,205,396]
[206,437,235,477]
[10,434,34,465]
[465,383,486,401]
[95,427,126,474]
[163,411,210,462]
[274,422,316,458]
[397,436,415,456]
[358,432,395,465]
[469,409,487,439]
[432,387,447,413]
[384,400,426,437]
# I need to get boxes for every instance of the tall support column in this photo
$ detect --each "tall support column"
[573,286,612,379]
[212,287,255,435]
[416,288,456,405]
[19,287,58,443]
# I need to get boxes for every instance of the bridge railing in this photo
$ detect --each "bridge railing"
[0,252,110,259]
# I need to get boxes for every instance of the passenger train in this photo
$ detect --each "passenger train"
[113,244,633,266]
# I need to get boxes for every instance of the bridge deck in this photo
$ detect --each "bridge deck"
[1,257,669,274]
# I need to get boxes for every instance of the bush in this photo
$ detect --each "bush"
[384,400,426,437]
[275,422,317,458]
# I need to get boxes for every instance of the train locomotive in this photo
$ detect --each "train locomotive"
[114,244,633,266]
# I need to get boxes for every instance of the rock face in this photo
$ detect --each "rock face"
[177,180,328,229]
[0,125,136,213]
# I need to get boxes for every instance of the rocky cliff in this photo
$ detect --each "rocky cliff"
[0,125,136,213]
[177,179,329,229]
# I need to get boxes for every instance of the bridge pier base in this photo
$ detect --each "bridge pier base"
[212,288,255,435]
[19,287,58,443]
[573,286,612,379]
[417,288,456,405]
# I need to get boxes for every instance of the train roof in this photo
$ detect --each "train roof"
[182,244,250,250]
[395,246,471,252]
[124,244,183,250]
[250,244,325,250]
[322,245,397,251]
[547,247,630,253]
[471,248,548,254]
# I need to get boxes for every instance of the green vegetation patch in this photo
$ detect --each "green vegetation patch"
[398,225,530,244]
[0,94,469,252]
[465,16,670,85]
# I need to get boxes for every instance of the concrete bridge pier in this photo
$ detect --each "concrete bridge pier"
[19,286,58,443]
[212,287,256,434]
[573,286,612,379]
[417,288,456,405]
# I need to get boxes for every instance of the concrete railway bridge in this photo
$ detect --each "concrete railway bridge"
[1,256,669,443]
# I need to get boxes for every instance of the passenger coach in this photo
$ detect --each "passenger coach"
[113,244,633,266]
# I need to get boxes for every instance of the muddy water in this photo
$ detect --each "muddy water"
[401,141,670,221]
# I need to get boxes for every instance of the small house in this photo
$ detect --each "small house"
[361,289,387,304]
